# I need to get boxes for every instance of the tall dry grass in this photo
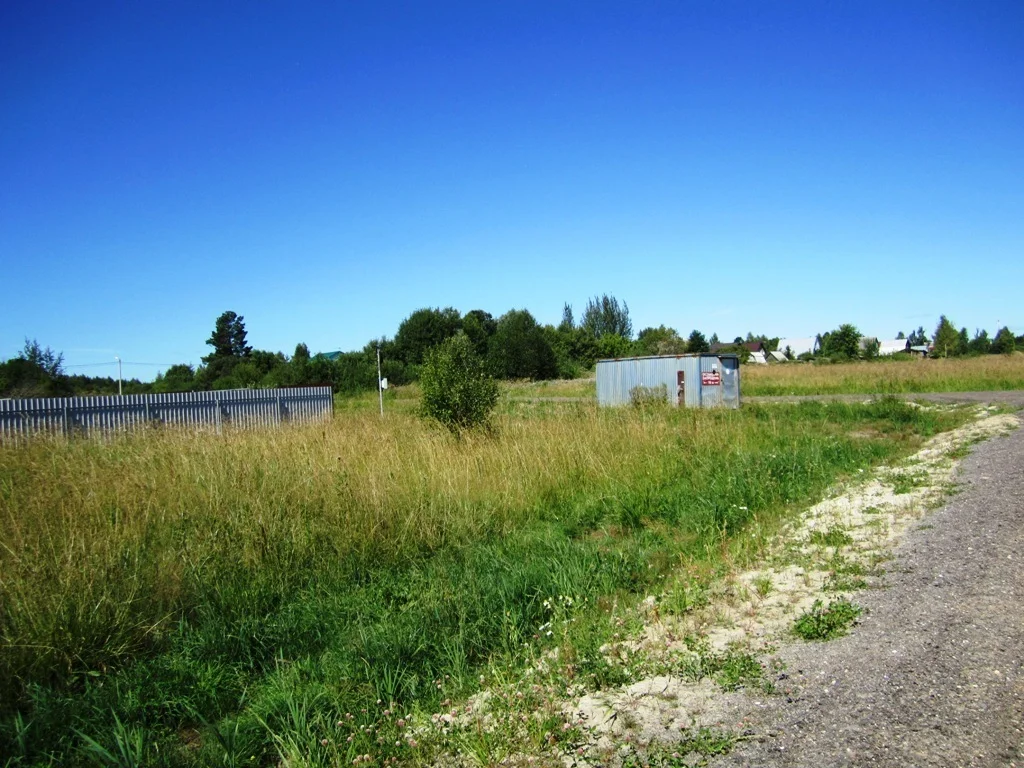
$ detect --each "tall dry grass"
[742,353,1024,396]
[0,406,731,689]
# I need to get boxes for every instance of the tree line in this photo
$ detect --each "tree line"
[1,303,1020,398]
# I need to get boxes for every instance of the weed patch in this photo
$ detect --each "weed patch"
[620,729,736,767]
[891,470,930,494]
[823,558,871,592]
[808,528,854,547]
[793,599,863,641]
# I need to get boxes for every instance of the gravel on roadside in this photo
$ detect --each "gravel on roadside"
[708,415,1024,768]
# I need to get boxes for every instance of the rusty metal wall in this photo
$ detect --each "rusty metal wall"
[0,386,333,441]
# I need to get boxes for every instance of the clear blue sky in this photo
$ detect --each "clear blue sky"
[2,1,1021,379]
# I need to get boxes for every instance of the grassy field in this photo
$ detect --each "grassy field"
[0,399,971,766]
[741,353,1024,396]
[335,377,596,414]
[501,378,596,400]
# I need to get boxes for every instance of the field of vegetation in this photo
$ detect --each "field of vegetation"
[0,399,973,766]
[742,353,1024,396]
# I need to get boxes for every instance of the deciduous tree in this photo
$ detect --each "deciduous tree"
[420,334,499,433]
[992,326,1016,355]
[820,324,861,359]
[488,309,558,380]
[636,326,686,356]
[153,364,196,393]
[394,307,462,365]
[462,310,496,357]
[968,329,991,355]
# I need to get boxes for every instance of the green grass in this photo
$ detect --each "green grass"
[501,377,596,400]
[0,398,969,766]
[334,376,596,414]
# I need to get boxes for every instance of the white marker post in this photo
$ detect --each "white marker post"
[377,345,384,417]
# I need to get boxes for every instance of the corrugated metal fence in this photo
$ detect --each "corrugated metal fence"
[0,387,333,441]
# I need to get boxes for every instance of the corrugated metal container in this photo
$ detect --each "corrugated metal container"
[596,354,740,408]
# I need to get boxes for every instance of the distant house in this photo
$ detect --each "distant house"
[709,341,768,364]
[767,350,788,363]
[877,339,911,356]
[776,338,820,359]
[858,338,911,356]
[909,345,931,358]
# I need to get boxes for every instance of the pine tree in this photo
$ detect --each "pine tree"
[558,303,574,332]
[580,295,632,339]
[686,330,710,353]
[203,311,251,361]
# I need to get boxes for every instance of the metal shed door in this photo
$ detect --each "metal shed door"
[721,357,740,408]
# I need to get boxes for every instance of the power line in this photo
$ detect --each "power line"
[121,362,185,366]
[63,361,183,369]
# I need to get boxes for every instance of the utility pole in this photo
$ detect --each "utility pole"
[114,356,122,396]
[376,344,384,417]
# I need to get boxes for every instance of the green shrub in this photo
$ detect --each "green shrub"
[420,334,499,433]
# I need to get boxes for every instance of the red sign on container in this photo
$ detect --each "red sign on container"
[701,371,721,386]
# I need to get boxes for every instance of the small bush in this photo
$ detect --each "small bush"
[420,334,499,433]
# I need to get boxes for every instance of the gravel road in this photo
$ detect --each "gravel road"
[710,415,1024,768]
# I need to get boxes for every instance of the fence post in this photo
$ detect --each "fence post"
[215,394,222,435]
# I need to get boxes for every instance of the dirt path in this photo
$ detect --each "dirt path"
[709,415,1024,768]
